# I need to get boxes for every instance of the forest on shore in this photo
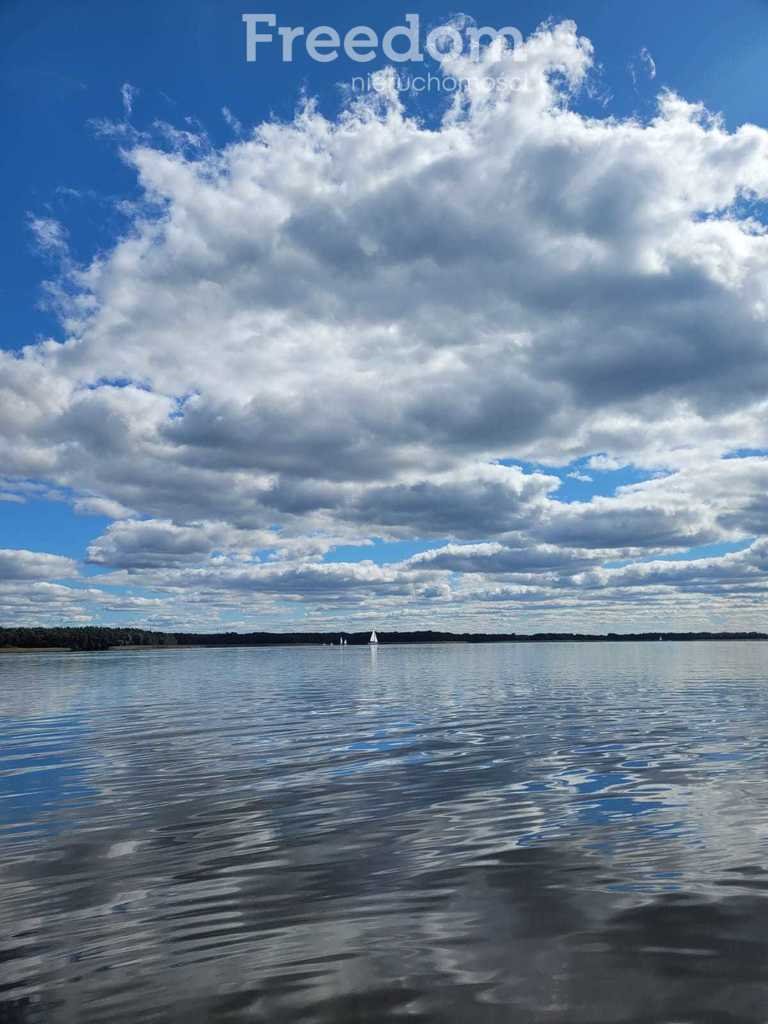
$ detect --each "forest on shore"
[0,626,766,652]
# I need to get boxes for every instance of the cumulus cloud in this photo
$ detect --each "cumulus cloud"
[86,518,275,569]
[349,464,559,537]
[73,496,134,519]
[575,539,768,593]
[0,549,77,581]
[405,541,597,575]
[3,21,768,628]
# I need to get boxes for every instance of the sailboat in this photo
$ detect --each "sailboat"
[369,631,378,645]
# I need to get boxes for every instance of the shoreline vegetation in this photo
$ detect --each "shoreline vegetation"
[0,627,766,653]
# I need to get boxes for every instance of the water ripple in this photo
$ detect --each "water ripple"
[1,641,768,1022]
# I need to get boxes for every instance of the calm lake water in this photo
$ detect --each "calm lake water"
[1,641,768,1023]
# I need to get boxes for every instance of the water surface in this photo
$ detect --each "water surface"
[1,641,767,1022]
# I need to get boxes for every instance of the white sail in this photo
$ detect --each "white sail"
[369,631,378,644]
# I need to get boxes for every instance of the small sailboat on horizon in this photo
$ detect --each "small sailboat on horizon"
[369,630,378,645]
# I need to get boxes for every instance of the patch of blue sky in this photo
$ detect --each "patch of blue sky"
[500,457,662,503]
[0,497,110,562]
[722,448,768,459]
[694,195,768,228]
[86,377,152,391]
[325,539,450,564]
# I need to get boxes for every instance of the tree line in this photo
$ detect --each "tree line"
[0,626,766,651]
[0,627,178,651]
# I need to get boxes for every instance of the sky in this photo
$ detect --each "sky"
[2,0,768,633]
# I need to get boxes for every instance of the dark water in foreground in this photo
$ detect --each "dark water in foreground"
[1,642,768,1023]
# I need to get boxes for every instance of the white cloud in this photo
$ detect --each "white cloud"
[628,47,657,86]
[121,82,139,117]
[28,216,68,256]
[0,549,77,581]
[221,106,242,135]
[640,47,657,80]
[4,21,768,628]
[87,518,275,569]
[73,496,135,519]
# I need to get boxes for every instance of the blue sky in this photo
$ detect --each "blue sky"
[2,2,768,631]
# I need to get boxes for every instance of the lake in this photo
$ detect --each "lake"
[1,641,767,1023]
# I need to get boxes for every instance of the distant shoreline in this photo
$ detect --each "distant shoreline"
[1,627,766,654]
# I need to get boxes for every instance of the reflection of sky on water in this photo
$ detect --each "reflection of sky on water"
[2,642,768,1021]
[0,715,97,837]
